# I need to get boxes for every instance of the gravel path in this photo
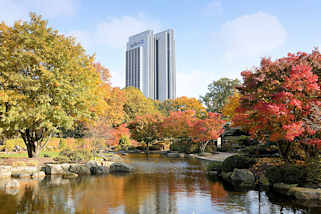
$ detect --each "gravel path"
[194,152,235,162]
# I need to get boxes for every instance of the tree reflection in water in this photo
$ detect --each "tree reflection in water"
[0,154,319,214]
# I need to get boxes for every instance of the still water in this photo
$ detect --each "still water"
[0,154,320,214]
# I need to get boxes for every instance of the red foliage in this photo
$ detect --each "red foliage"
[233,49,321,150]
[160,110,196,139]
[190,113,225,143]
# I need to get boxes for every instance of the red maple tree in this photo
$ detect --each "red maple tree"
[233,49,321,160]
[191,112,225,153]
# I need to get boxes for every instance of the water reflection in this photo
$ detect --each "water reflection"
[0,154,320,214]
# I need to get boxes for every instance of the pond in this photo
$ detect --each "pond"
[0,154,320,214]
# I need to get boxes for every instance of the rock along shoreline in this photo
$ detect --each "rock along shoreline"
[0,157,135,194]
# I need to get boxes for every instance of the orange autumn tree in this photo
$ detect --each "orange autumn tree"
[159,96,207,118]
[128,113,164,151]
[86,63,128,153]
[233,50,321,161]
[160,110,196,139]
[104,87,126,126]
[160,110,225,153]
[82,62,112,157]
[190,113,225,153]
[110,124,131,147]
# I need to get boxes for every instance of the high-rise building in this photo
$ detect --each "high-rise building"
[125,29,176,101]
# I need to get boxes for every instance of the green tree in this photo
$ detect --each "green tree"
[0,14,103,158]
[200,78,240,112]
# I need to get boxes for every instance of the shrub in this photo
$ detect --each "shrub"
[236,135,255,146]
[265,165,305,184]
[3,139,25,152]
[127,146,136,151]
[119,135,131,150]
[170,142,186,152]
[54,148,91,163]
[303,158,321,188]
[241,143,279,156]
[170,141,216,154]
[222,155,256,172]
[58,138,67,150]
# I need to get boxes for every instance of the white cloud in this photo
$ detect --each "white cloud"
[176,70,215,98]
[0,0,77,25]
[203,0,223,16]
[70,14,161,50]
[109,69,125,88]
[29,0,77,18]
[68,30,92,50]
[95,14,161,49]
[218,12,287,62]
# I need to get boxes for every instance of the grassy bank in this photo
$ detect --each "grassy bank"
[0,151,59,158]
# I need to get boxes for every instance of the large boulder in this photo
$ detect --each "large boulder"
[167,153,184,158]
[221,171,232,183]
[86,160,113,175]
[102,154,123,162]
[289,187,321,200]
[11,166,37,178]
[94,166,110,175]
[272,183,321,200]
[69,164,91,175]
[31,171,46,179]
[43,164,71,175]
[110,162,134,173]
[230,169,255,188]
[101,161,113,168]
[0,166,12,178]
[86,160,99,169]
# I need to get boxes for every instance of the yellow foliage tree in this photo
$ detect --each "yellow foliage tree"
[0,14,105,158]
[158,96,207,118]
[122,87,159,122]
[222,91,241,119]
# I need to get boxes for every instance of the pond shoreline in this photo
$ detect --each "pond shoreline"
[1,151,321,208]
[0,153,320,213]
[118,150,321,205]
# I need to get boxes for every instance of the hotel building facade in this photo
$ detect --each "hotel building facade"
[125,29,176,101]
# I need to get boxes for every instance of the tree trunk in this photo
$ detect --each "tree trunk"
[278,141,292,162]
[26,142,40,158]
[20,129,50,159]
[199,141,209,153]
[146,142,150,154]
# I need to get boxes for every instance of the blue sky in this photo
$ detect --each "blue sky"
[1,0,320,98]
